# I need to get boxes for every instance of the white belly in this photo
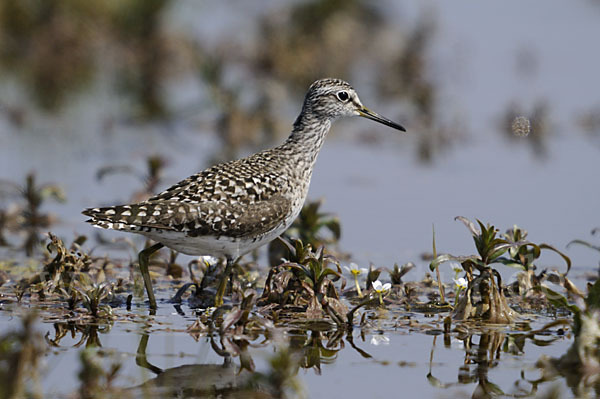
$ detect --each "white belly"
[138,221,290,259]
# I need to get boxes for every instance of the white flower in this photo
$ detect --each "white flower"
[345,263,368,297]
[344,263,368,276]
[453,277,468,289]
[370,334,390,346]
[371,280,391,293]
[451,263,463,274]
[199,256,218,267]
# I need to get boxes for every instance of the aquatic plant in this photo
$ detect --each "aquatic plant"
[371,280,391,305]
[260,239,348,323]
[269,199,341,265]
[344,263,367,297]
[452,277,467,307]
[287,199,340,248]
[217,289,269,336]
[0,173,65,255]
[72,277,114,318]
[78,347,123,399]
[501,225,571,299]
[389,262,415,285]
[430,217,571,323]
[536,278,600,396]
[0,313,45,399]
[16,233,92,301]
[364,263,382,295]
[281,240,344,318]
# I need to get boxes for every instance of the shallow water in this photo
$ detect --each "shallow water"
[0,292,578,399]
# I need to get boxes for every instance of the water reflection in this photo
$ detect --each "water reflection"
[131,332,299,399]
[288,328,343,374]
[133,334,256,398]
[428,328,565,398]
[458,331,505,398]
[129,320,377,398]
[45,321,112,348]
[32,307,595,398]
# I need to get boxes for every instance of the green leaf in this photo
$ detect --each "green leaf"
[539,243,572,275]
[278,237,296,256]
[486,243,510,263]
[285,262,309,276]
[534,285,581,316]
[518,241,541,259]
[429,254,477,271]
[494,257,526,270]
[324,218,341,240]
[319,268,341,280]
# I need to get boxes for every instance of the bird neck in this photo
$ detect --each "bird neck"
[279,113,331,181]
[281,113,331,167]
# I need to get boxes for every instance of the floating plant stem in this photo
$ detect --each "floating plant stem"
[432,224,446,304]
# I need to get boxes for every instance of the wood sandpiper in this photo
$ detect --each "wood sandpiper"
[83,78,405,309]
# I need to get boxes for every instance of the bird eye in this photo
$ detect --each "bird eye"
[336,91,349,102]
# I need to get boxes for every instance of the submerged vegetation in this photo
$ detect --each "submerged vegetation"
[430,217,571,323]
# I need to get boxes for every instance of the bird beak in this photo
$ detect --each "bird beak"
[358,107,406,132]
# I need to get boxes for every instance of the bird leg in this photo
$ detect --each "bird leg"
[138,242,164,309]
[215,257,234,307]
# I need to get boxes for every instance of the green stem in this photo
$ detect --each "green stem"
[453,287,463,308]
[354,275,363,297]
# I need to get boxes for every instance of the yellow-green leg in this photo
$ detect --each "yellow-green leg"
[215,257,234,307]
[138,242,164,309]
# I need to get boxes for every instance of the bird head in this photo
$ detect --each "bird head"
[301,78,406,131]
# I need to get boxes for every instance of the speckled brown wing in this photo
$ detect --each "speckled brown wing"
[147,155,287,207]
[83,152,295,239]
[83,194,292,238]
[180,193,293,238]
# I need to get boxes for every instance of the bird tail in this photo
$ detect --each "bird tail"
[82,205,146,231]
[83,199,202,235]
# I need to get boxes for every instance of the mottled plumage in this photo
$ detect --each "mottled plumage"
[83,78,405,308]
